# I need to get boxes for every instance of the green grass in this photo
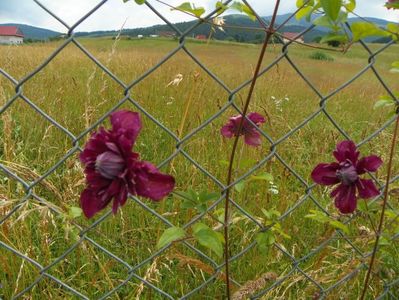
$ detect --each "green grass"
[0,37,399,299]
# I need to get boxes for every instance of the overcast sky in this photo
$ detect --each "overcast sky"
[0,0,398,32]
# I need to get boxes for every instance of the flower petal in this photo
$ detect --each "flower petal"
[331,183,357,214]
[311,163,340,185]
[110,110,142,145]
[112,182,128,214]
[220,122,235,138]
[333,140,359,164]
[248,112,266,125]
[80,128,109,165]
[80,188,111,219]
[244,130,262,147]
[356,155,383,174]
[356,179,380,199]
[134,161,175,201]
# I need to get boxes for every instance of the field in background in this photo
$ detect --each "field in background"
[0,38,398,299]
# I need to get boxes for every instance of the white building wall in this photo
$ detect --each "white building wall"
[0,36,24,45]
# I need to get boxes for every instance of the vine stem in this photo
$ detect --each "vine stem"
[360,112,399,300]
[223,1,281,298]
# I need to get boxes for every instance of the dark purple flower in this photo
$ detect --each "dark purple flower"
[80,110,175,219]
[311,140,382,214]
[220,112,266,146]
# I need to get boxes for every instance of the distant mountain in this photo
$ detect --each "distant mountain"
[73,14,325,43]
[0,23,60,40]
[4,15,393,43]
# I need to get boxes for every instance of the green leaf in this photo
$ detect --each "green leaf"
[329,220,349,234]
[181,199,197,209]
[174,190,196,201]
[305,209,330,223]
[357,200,380,213]
[343,0,356,12]
[123,0,145,3]
[261,208,281,221]
[374,98,395,109]
[255,231,275,252]
[193,223,223,257]
[296,0,314,8]
[313,15,334,28]
[320,0,342,22]
[230,2,256,21]
[320,32,348,44]
[239,158,257,169]
[271,223,291,240]
[296,5,313,20]
[234,180,246,193]
[68,207,82,219]
[306,210,349,234]
[351,22,389,42]
[157,227,186,249]
[250,172,274,182]
[390,61,399,73]
[215,1,229,15]
[198,191,219,203]
[174,2,205,18]
[386,2,399,9]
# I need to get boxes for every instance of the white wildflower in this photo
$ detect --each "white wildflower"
[213,17,225,32]
[166,73,183,87]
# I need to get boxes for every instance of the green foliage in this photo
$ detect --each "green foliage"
[391,61,399,73]
[234,172,274,193]
[175,190,219,213]
[305,210,349,234]
[309,51,334,61]
[230,2,256,21]
[157,227,186,249]
[374,96,396,109]
[192,223,224,257]
[320,0,342,22]
[351,22,390,42]
[215,1,229,15]
[174,2,206,18]
[123,0,145,4]
[255,208,290,252]
[385,1,399,9]
[255,231,275,252]
[68,206,83,219]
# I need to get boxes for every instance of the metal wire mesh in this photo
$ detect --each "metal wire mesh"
[0,0,398,299]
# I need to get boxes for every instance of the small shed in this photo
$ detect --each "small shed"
[282,32,304,43]
[0,26,24,44]
[195,34,207,40]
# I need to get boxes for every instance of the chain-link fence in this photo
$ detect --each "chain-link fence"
[1,0,399,299]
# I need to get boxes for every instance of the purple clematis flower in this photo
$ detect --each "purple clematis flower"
[311,140,382,214]
[80,110,175,219]
[220,112,266,147]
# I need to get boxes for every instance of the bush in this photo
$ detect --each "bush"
[309,51,334,61]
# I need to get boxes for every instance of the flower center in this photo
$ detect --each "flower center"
[336,160,358,185]
[95,151,125,179]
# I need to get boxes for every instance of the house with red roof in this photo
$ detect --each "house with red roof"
[282,32,304,44]
[0,26,24,45]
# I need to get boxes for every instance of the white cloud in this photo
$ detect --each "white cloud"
[0,0,397,32]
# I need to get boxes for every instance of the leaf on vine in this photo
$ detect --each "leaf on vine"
[320,0,342,22]
[255,231,275,252]
[193,223,224,257]
[230,2,256,21]
[174,2,205,18]
[351,22,390,42]
[157,227,186,249]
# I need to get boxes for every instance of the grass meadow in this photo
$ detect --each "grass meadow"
[0,37,399,299]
